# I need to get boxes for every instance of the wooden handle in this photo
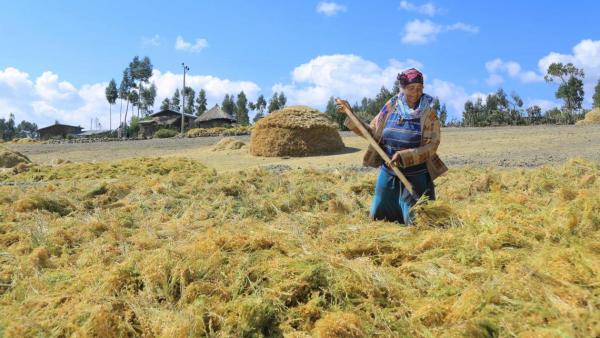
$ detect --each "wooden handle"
[335,98,415,196]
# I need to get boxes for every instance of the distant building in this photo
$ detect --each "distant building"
[138,109,196,138]
[195,104,237,128]
[76,130,112,138]
[37,123,83,140]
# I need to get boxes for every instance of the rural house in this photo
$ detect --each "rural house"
[195,104,237,128]
[138,109,196,138]
[37,123,83,140]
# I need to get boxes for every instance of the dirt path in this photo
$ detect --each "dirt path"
[4,125,600,171]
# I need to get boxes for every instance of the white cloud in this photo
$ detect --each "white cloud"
[271,53,484,120]
[399,1,440,16]
[142,34,161,47]
[316,2,347,16]
[427,78,487,118]
[446,22,479,33]
[486,73,504,86]
[0,67,33,91]
[0,69,108,129]
[272,54,422,108]
[401,19,478,44]
[485,58,544,85]
[35,71,78,101]
[0,67,260,130]
[401,20,442,44]
[175,36,208,52]
[150,69,261,108]
[538,39,600,104]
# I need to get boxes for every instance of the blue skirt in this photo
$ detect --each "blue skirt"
[370,168,435,225]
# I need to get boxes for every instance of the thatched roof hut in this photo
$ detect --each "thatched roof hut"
[195,105,237,128]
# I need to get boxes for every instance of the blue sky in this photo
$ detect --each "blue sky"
[1,0,599,129]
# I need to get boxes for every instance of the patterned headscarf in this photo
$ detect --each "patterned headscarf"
[397,68,424,87]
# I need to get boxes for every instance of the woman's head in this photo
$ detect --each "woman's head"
[397,68,424,105]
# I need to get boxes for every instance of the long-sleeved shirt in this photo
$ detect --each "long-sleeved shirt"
[343,94,448,181]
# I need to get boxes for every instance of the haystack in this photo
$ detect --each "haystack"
[0,146,31,168]
[250,106,344,157]
[212,137,246,151]
[576,108,600,125]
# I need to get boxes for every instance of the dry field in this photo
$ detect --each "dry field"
[0,125,599,337]
[5,125,600,172]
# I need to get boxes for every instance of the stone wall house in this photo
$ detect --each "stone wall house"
[38,123,83,140]
[138,109,196,138]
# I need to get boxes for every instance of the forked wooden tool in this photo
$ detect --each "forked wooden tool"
[335,98,415,196]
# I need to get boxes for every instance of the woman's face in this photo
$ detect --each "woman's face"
[403,83,424,105]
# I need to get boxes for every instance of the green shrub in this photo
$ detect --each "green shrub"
[154,129,178,138]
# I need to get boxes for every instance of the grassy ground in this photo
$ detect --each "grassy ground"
[0,153,599,337]
[5,125,600,171]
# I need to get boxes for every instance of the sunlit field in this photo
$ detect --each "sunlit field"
[1,154,598,337]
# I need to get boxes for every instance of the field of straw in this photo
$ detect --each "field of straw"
[1,150,599,336]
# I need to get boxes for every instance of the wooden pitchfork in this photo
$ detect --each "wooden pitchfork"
[335,98,415,197]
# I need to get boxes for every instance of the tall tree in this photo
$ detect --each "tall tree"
[544,107,562,124]
[183,86,195,115]
[129,56,153,118]
[195,89,207,116]
[235,91,249,125]
[16,120,38,139]
[128,90,140,124]
[141,83,157,116]
[439,104,448,127]
[526,105,542,124]
[392,77,401,95]
[105,79,118,130]
[160,98,171,111]
[432,97,441,117]
[325,96,346,130]
[268,92,280,113]
[255,95,267,115]
[593,78,600,109]
[509,92,524,125]
[0,114,16,140]
[252,95,267,123]
[119,68,134,134]
[171,89,181,112]
[222,94,235,116]
[277,92,287,108]
[545,62,585,123]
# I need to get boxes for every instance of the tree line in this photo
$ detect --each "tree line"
[0,114,38,140]
[324,86,448,130]
[105,56,156,133]
[324,62,600,129]
[158,88,287,126]
[1,58,596,142]
[463,62,599,127]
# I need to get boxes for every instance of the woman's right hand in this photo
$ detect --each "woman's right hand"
[335,98,351,115]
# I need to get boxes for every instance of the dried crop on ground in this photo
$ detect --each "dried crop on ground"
[576,108,600,125]
[250,106,344,157]
[0,157,598,337]
[212,137,247,152]
[0,146,31,168]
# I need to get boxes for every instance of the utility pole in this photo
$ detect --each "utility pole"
[181,62,190,134]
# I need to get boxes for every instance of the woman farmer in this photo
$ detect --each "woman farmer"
[337,68,447,225]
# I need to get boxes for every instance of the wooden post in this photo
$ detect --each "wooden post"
[335,98,415,196]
